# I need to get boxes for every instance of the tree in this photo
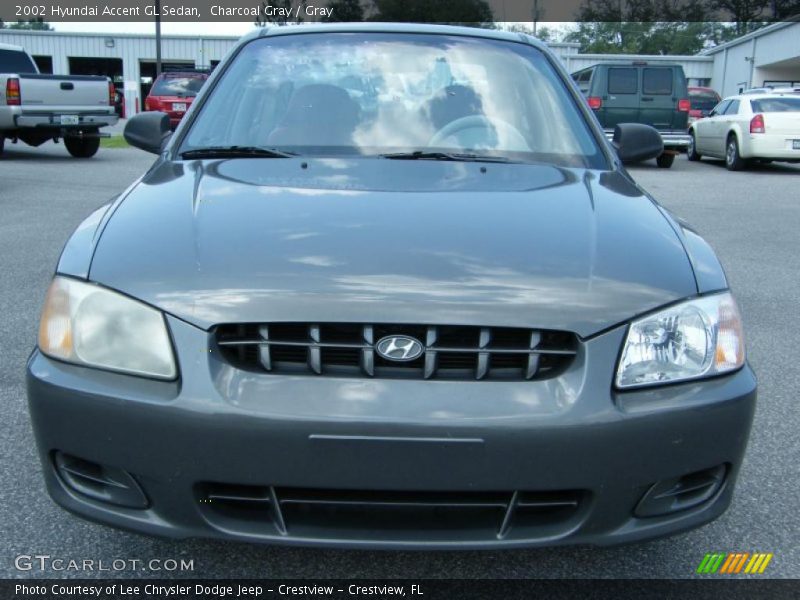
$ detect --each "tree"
[564,0,781,54]
[5,18,53,30]
[323,0,364,21]
[369,0,494,27]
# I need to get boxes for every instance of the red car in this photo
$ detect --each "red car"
[687,86,721,126]
[144,71,208,129]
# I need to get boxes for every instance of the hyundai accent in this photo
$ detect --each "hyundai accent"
[27,24,756,548]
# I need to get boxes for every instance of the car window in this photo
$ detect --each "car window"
[0,48,38,74]
[642,68,673,95]
[711,100,731,115]
[723,99,740,115]
[572,69,592,95]
[182,32,606,169]
[750,97,800,112]
[689,91,720,112]
[608,68,637,94]
[150,76,206,97]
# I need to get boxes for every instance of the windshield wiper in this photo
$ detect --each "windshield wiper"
[380,151,514,163]
[180,146,298,159]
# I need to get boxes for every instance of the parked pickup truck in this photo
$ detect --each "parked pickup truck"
[0,42,118,158]
[572,62,691,168]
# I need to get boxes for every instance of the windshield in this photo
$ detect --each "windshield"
[181,33,604,168]
[750,97,800,112]
[151,75,206,97]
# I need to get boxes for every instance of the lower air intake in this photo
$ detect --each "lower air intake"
[197,483,588,542]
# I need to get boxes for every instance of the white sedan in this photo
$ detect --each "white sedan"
[688,93,800,170]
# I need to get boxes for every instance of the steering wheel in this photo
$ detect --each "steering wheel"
[427,115,530,152]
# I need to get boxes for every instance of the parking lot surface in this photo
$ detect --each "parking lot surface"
[1,142,798,578]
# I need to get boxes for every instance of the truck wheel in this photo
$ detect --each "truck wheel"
[656,153,675,169]
[687,132,701,161]
[65,135,100,158]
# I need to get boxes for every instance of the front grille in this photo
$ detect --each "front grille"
[197,483,587,542]
[215,323,578,381]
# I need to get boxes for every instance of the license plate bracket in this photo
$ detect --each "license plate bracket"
[173,102,187,112]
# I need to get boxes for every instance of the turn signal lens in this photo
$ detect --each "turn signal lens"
[587,96,602,110]
[750,114,765,134]
[6,78,21,106]
[678,99,691,112]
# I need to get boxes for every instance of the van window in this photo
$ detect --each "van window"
[643,68,673,95]
[608,68,637,94]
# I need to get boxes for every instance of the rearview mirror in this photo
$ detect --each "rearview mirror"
[124,112,172,154]
[612,123,663,164]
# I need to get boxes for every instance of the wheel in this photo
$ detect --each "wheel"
[656,152,675,168]
[64,134,100,158]
[0,135,5,156]
[725,135,746,171]
[687,132,701,161]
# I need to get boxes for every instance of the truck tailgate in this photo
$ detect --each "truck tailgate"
[19,74,109,111]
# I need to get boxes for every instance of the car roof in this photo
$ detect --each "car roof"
[0,42,25,52]
[243,21,547,50]
[724,92,800,101]
[157,71,208,78]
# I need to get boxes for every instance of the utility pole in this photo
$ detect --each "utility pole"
[155,0,162,77]
[532,0,540,36]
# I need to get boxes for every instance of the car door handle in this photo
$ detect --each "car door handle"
[60,82,74,90]
[641,97,654,101]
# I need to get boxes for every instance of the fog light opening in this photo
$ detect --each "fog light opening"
[53,452,149,509]
[634,464,728,518]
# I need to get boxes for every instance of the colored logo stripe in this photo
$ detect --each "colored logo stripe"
[698,553,773,574]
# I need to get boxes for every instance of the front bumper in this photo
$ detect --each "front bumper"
[26,316,756,549]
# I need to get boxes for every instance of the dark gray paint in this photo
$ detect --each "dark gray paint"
[80,159,697,338]
[29,23,755,549]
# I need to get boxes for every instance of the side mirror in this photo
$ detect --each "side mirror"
[124,112,172,154]
[612,123,663,164]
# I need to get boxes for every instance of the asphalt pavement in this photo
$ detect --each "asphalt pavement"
[1,141,798,579]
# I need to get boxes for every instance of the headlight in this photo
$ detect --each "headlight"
[616,292,745,389]
[38,276,176,379]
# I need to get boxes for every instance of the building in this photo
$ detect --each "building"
[0,29,240,116]
[1,22,798,116]
[701,20,800,96]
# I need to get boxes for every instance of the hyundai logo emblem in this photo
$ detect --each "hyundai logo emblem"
[375,335,424,362]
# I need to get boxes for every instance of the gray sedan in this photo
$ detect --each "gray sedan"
[27,24,755,549]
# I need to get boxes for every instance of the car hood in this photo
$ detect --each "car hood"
[89,158,697,337]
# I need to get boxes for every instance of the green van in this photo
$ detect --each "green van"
[572,62,692,168]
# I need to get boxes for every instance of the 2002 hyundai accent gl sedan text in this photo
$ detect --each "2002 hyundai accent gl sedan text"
[27,24,756,549]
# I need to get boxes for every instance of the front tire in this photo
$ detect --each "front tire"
[64,134,100,158]
[725,135,746,171]
[687,132,701,161]
[656,152,675,168]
